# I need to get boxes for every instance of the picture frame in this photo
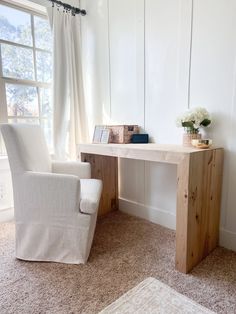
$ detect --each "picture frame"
[92,125,104,143]
[100,128,110,144]
[92,126,110,144]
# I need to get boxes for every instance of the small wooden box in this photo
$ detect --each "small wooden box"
[107,125,139,144]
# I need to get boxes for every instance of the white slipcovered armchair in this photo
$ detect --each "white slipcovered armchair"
[0,124,102,264]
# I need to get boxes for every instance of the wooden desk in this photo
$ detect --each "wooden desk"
[79,143,224,273]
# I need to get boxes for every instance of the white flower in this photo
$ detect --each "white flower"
[176,107,211,129]
[193,122,200,129]
[176,117,183,127]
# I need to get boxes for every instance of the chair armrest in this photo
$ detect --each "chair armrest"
[80,179,103,214]
[52,161,91,179]
[20,171,80,217]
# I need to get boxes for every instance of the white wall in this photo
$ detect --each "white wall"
[81,0,236,252]
[190,0,236,251]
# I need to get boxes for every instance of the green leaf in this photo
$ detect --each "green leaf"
[200,119,211,127]
[182,121,194,128]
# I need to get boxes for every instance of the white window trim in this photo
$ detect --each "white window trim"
[0,0,47,17]
[0,0,52,154]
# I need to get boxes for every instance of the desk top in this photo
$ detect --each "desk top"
[79,143,223,164]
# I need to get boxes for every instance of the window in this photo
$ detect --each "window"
[0,1,53,153]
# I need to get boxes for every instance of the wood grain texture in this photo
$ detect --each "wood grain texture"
[80,144,224,273]
[81,153,118,216]
[176,154,190,272]
[79,143,221,165]
[176,148,224,273]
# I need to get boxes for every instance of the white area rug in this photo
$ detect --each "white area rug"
[99,277,215,314]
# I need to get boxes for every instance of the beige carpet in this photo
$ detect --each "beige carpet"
[99,277,215,314]
[0,211,236,314]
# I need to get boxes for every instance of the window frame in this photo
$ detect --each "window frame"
[0,0,52,153]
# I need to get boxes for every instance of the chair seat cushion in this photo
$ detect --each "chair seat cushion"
[80,179,103,214]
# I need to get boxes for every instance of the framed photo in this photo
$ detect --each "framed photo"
[93,126,110,144]
[93,126,104,143]
[100,128,110,144]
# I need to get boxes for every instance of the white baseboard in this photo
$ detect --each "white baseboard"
[119,198,176,230]
[119,198,236,252]
[220,228,236,252]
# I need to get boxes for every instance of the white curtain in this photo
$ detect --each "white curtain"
[47,4,89,160]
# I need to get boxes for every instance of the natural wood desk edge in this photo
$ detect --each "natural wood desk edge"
[79,143,223,165]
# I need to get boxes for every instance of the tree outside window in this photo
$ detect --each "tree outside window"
[0,3,53,153]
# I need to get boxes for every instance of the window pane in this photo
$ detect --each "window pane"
[1,44,34,80]
[6,84,39,117]
[36,51,52,82]
[0,4,32,46]
[34,16,52,51]
[40,88,52,117]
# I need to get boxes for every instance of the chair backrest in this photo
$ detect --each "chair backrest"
[0,124,51,174]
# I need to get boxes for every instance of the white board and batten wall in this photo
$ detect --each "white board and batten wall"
[81,0,236,252]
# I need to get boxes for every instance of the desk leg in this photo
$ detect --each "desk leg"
[176,149,223,273]
[81,153,118,216]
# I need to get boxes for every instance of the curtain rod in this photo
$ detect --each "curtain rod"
[48,0,86,16]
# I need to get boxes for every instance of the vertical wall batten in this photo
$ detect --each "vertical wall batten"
[187,0,194,109]
[107,0,112,120]
[80,0,236,252]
